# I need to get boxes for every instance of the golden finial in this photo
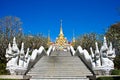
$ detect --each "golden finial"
[71,29,75,46]
[60,19,62,27]
[60,20,64,36]
[47,30,50,45]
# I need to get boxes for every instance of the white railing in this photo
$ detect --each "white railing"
[47,45,53,56]
[69,36,116,75]
[5,37,52,75]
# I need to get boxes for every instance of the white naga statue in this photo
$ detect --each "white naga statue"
[5,37,31,75]
[6,38,19,68]
[107,42,116,61]
[90,47,95,68]
[19,42,25,67]
[100,37,115,68]
[24,48,31,68]
[6,37,47,75]
[95,42,101,67]
[69,36,116,75]
[90,36,116,75]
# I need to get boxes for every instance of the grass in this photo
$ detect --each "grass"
[97,77,120,80]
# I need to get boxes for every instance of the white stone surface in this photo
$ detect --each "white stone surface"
[70,46,75,55]
[95,42,101,67]
[6,37,49,75]
[46,45,53,56]
[6,38,32,74]
[91,36,116,75]
[6,36,116,76]
[73,36,116,75]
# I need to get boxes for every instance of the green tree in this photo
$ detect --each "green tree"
[75,33,102,54]
[106,22,120,69]
[0,16,23,61]
[0,16,23,40]
[23,34,48,51]
[114,55,120,69]
[0,16,48,74]
[0,16,23,74]
[106,22,120,55]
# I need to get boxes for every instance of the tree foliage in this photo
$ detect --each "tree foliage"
[0,16,48,74]
[105,22,120,69]
[0,16,23,40]
[17,34,48,51]
[0,16,23,62]
[0,16,23,74]
[114,55,120,69]
[106,22,120,55]
[75,33,102,54]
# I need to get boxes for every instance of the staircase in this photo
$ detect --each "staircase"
[27,51,93,80]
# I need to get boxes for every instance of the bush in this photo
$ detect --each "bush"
[111,69,120,75]
[97,77,113,80]
[0,62,8,75]
[97,77,120,80]
[97,70,120,80]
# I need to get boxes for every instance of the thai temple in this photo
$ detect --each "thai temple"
[48,20,75,50]
[48,20,72,50]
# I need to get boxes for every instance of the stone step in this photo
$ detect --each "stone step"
[27,51,93,80]
[30,76,89,80]
[50,51,72,56]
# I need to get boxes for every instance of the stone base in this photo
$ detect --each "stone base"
[0,75,31,79]
[93,67,114,75]
[6,67,27,75]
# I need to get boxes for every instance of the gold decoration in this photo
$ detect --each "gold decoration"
[55,20,68,50]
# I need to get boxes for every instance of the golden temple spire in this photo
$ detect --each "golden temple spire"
[72,29,75,43]
[71,29,75,46]
[59,20,64,36]
[55,20,69,50]
[47,30,50,45]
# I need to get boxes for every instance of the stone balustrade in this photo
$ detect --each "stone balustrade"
[69,36,116,75]
[6,36,116,76]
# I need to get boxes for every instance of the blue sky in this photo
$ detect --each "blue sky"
[0,0,120,41]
